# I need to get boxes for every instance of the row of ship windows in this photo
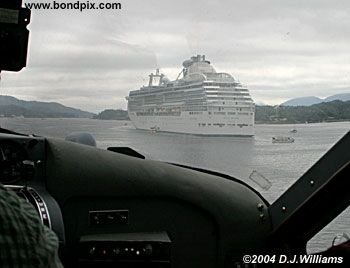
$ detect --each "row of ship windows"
[131,98,248,106]
[205,92,250,96]
[164,83,247,91]
[130,106,253,112]
[204,83,242,87]
[209,103,253,108]
[138,101,259,107]
[206,92,250,96]
[156,98,253,104]
[133,110,253,116]
[208,98,251,102]
[182,107,208,111]
[130,102,254,109]
[205,88,249,92]
[130,85,248,97]
[198,123,252,127]
[207,97,252,101]
[131,89,249,99]
[141,99,258,106]
[141,95,206,102]
[188,111,253,115]
[137,84,204,94]
[136,112,180,116]
[165,83,203,90]
[161,90,205,98]
[130,97,250,104]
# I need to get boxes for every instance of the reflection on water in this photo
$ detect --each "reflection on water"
[0,118,349,252]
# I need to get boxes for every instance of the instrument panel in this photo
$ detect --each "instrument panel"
[0,132,273,268]
[0,135,45,184]
[0,140,29,183]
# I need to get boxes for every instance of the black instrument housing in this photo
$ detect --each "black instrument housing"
[0,0,31,72]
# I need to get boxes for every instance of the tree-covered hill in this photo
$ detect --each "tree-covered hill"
[93,109,129,120]
[0,95,94,118]
[256,100,350,123]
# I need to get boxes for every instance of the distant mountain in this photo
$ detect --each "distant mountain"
[281,96,323,106]
[256,100,350,123]
[324,93,350,102]
[93,109,129,120]
[281,93,350,106]
[0,95,94,118]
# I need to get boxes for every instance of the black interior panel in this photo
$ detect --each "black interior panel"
[63,197,217,267]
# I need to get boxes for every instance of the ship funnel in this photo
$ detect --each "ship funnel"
[148,69,163,86]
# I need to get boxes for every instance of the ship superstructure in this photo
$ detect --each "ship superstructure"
[127,55,255,136]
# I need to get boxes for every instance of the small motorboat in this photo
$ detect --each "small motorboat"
[272,136,295,143]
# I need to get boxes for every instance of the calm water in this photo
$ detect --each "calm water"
[1,118,349,253]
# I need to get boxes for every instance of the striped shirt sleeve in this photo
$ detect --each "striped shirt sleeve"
[0,184,64,268]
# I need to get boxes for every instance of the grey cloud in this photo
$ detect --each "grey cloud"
[2,0,349,111]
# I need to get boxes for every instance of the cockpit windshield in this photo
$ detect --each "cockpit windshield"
[0,0,349,256]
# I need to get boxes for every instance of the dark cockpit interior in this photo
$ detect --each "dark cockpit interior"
[0,1,349,267]
[0,118,348,268]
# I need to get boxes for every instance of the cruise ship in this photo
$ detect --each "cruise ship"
[126,55,255,136]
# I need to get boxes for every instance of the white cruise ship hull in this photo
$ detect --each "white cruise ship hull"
[127,55,256,136]
[129,112,254,136]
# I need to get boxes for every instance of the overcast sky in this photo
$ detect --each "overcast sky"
[1,0,350,112]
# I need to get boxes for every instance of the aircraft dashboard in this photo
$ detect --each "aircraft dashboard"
[1,133,271,268]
